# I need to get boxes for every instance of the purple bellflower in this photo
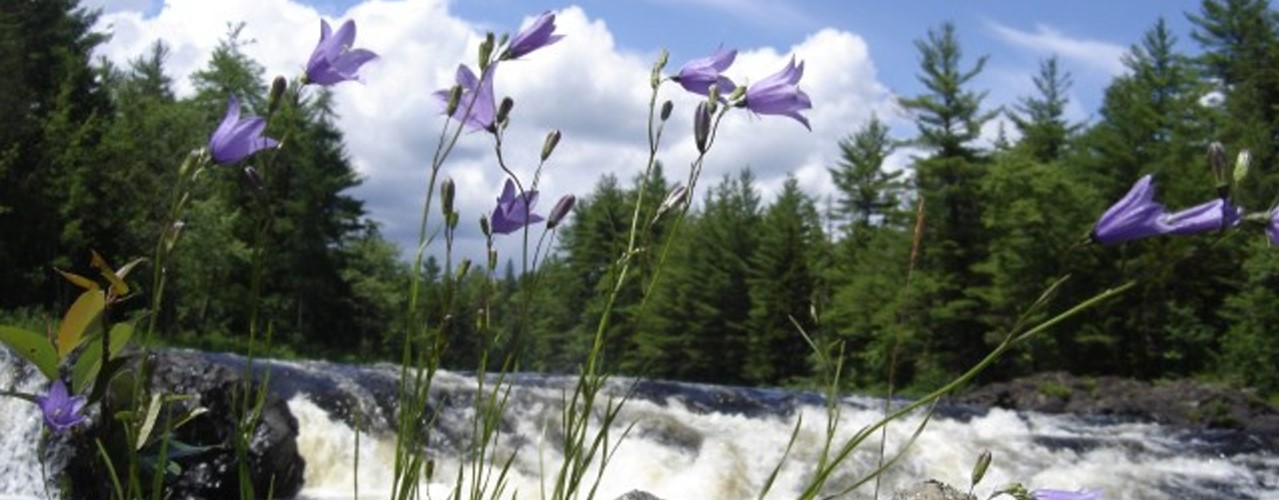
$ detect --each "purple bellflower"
[491,179,543,235]
[305,19,377,86]
[436,64,498,132]
[674,47,737,97]
[1164,198,1241,235]
[208,95,279,165]
[1091,175,1171,245]
[743,57,812,130]
[1032,489,1103,500]
[1268,208,1279,246]
[36,380,87,432]
[503,11,564,60]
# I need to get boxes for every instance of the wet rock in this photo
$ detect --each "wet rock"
[52,350,305,499]
[613,490,665,500]
[957,371,1279,449]
[893,479,976,500]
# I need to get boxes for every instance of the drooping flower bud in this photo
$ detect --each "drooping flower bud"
[547,194,576,229]
[541,130,562,161]
[970,449,992,490]
[660,100,674,122]
[480,216,491,238]
[447,212,459,231]
[694,102,712,153]
[496,96,515,127]
[651,49,669,89]
[268,76,288,114]
[441,177,456,216]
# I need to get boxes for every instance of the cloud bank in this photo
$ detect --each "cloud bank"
[94,0,898,264]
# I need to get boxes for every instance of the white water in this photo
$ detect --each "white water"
[290,368,1279,500]
[2,352,1277,499]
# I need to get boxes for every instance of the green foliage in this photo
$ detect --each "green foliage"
[744,177,824,384]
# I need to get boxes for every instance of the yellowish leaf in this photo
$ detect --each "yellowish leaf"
[56,290,105,358]
[56,268,100,291]
[91,251,129,297]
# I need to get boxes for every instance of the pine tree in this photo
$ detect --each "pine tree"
[1008,56,1079,162]
[828,115,905,241]
[898,22,996,381]
[745,177,823,385]
[0,0,110,306]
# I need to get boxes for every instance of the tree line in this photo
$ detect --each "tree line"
[4,1,1279,396]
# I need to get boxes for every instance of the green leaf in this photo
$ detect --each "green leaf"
[136,393,162,450]
[56,290,105,358]
[0,326,57,380]
[71,322,134,394]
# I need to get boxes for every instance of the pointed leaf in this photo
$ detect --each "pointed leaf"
[0,326,58,380]
[115,257,145,281]
[56,290,105,357]
[71,322,134,395]
[56,269,100,291]
[136,393,162,450]
[91,251,129,297]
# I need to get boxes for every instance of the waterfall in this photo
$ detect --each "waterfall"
[1,350,1276,499]
[0,348,52,499]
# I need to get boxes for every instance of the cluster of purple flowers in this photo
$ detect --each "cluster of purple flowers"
[673,47,813,130]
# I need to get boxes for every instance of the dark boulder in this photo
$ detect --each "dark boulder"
[50,350,305,499]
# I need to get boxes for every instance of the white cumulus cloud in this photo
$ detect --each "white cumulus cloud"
[93,0,899,264]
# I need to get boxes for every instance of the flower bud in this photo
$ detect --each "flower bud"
[707,84,721,111]
[1235,149,1251,184]
[651,49,669,89]
[655,184,688,222]
[660,100,674,122]
[541,130,562,161]
[268,76,288,114]
[456,258,472,280]
[694,102,711,153]
[480,216,491,238]
[488,247,498,270]
[496,97,515,127]
[447,212,459,231]
[970,449,992,489]
[727,84,746,102]
[1208,142,1227,179]
[441,177,456,216]
[547,194,576,229]
[243,166,265,193]
[478,32,495,70]
[445,85,463,117]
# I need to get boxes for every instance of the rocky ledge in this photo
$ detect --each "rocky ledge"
[956,371,1279,448]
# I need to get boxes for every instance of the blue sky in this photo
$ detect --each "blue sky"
[86,0,1208,263]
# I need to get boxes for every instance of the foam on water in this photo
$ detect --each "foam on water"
[1,350,1275,499]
